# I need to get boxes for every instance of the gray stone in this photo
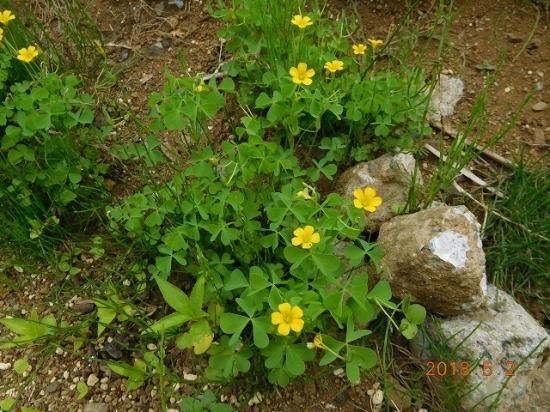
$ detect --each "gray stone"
[413,286,550,412]
[532,101,548,112]
[72,300,95,315]
[83,403,109,412]
[378,205,487,315]
[428,74,464,123]
[334,153,422,231]
[506,33,523,43]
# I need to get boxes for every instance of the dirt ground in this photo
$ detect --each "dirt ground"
[1,0,549,411]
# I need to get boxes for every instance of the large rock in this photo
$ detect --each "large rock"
[428,74,464,123]
[335,153,421,231]
[414,286,550,411]
[378,205,487,316]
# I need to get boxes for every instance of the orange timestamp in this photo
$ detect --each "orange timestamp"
[424,360,517,377]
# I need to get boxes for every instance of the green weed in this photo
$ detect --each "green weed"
[484,161,550,316]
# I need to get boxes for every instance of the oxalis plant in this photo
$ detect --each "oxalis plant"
[212,0,431,161]
[107,136,426,386]
[0,7,109,251]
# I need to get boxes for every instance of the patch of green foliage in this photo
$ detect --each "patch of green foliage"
[484,162,550,315]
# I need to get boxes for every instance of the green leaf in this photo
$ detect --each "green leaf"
[312,253,343,277]
[218,77,235,92]
[219,313,249,343]
[147,312,192,333]
[343,244,365,267]
[145,211,163,227]
[176,320,212,354]
[283,246,308,265]
[285,345,306,376]
[13,358,29,375]
[163,110,185,130]
[190,277,205,311]
[267,102,285,123]
[0,398,15,411]
[96,305,116,337]
[59,189,77,205]
[405,304,426,325]
[224,269,249,290]
[268,368,290,386]
[151,254,173,275]
[255,92,272,109]
[346,360,360,384]
[251,317,270,348]
[249,267,271,294]
[154,276,193,316]
[368,280,392,301]
[76,381,89,400]
[399,318,418,340]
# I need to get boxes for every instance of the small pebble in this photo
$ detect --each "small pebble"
[55,347,64,355]
[532,102,548,112]
[87,373,100,387]
[147,343,158,351]
[0,362,11,370]
[183,373,198,381]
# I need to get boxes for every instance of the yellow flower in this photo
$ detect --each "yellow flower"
[313,334,323,348]
[0,28,3,42]
[353,187,383,213]
[289,62,315,86]
[291,225,320,249]
[368,38,384,49]
[194,84,207,93]
[352,43,367,55]
[17,46,39,63]
[271,303,304,336]
[324,60,344,74]
[296,188,312,200]
[0,10,15,25]
[291,14,313,29]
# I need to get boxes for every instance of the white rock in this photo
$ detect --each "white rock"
[378,205,487,315]
[428,74,464,122]
[183,373,198,381]
[87,373,100,387]
[414,286,550,411]
[247,392,263,406]
[0,362,11,370]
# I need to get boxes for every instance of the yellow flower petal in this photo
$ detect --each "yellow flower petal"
[365,205,377,213]
[303,225,314,235]
[278,303,292,316]
[302,78,313,86]
[306,68,315,78]
[289,67,298,77]
[310,233,320,244]
[278,323,291,336]
[293,227,304,237]
[271,311,284,325]
[353,199,364,209]
[302,242,312,249]
[290,318,304,332]
[0,10,15,25]
[372,196,383,207]
[291,306,303,319]
[353,188,364,200]
[17,46,39,63]
[364,187,377,199]
[297,62,307,72]
[291,236,303,246]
